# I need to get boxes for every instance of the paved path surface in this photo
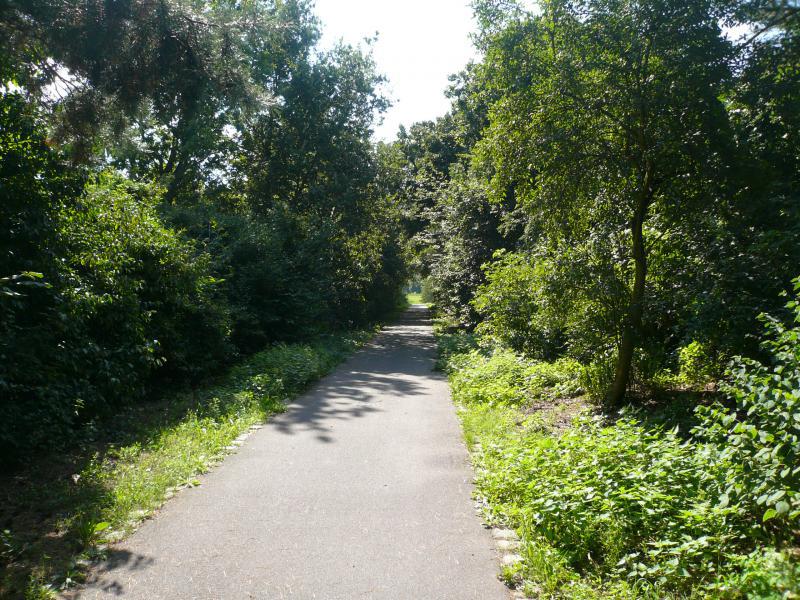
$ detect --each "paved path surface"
[73,306,508,600]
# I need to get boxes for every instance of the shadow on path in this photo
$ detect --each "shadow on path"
[67,306,511,600]
[75,550,154,598]
[268,306,437,444]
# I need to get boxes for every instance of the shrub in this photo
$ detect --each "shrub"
[167,203,405,354]
[0,92,404,466]
[426,170,506,328]
[451,278,800,596]
[0,92,86,462]
[474,416,733,590]
[0,169,231,464]
[579,351,617,404]
[706,548,800,598]
[214,210,331,350]
[420,276,435,303]
[525,358,583,399]
[693,276,800,529]
[677,341,717,387]
[435,331,479,371]
[450,349,531,406]
[447,345,582,407]
[473,251,567,360]
[470,405,800,596]
[59,173,231,382]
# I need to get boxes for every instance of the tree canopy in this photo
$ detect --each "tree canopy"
[0,0,406,464]
[392,0,800,404]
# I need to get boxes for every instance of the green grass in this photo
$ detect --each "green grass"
[406,291,425,305]
[439,332,800,600]
[0,329,374,599]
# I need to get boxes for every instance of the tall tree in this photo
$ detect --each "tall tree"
[476,0,735,403]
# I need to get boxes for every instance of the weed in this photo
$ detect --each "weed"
[433,330,479,371]
[24,572,55,600]
[447,347,581,407]
[1,529,26,563]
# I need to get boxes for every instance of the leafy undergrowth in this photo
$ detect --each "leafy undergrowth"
[0,329,374,599]
[439,330,800,599]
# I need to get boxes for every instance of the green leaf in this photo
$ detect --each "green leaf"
[767,490,786,504]
[93,521,110,533]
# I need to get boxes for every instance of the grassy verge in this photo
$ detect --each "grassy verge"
[437,330,799,599]
[406,291,425,305]
[0,329,375,599]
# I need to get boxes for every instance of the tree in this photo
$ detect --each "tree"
[476,0,735,403]
[1,0,318,194]
[0,0,407,463]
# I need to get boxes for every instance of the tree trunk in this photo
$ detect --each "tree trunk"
[164,158,187,204]
[609,174,652,405]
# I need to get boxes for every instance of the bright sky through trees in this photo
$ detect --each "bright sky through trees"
[314,0,478,141]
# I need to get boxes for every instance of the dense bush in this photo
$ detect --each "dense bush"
[0,0,407,466]
[423,169,508,328]
[473,414,798,598]
[190,208,339,350]
[1,92,85,460]
[60,173,232,378]
[2,158,403,466]
[0,97,405,466]
[676,341,718,388]
[473,251,567,360]
[0,165,230,461]
[394,0,800,405]
[166,203,406,353]
[450,349,532,406]
[694,276,800,529]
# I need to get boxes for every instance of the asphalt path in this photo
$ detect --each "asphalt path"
[73,306,507,599]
